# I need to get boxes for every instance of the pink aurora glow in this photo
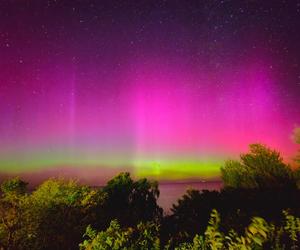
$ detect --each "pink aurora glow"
[129,59,297,160]
[0,55,298,175]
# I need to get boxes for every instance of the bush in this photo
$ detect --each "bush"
[81,209,300,250]
[80,220,160,250]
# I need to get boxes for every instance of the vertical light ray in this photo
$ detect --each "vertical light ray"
[69,60,77,157]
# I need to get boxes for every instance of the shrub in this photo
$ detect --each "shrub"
[80,220,160,250]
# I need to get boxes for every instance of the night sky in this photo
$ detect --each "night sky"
[0,0,300,182]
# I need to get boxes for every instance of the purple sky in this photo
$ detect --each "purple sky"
[0,1,299,181]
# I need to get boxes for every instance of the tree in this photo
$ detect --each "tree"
[293,128,300,188]
[295,128,300,142]
[101,172,162,228]
[292,127,300,166]
[0,173,162,249]
[221,144,295,189]
[23,178,106,250]
[0,178,106,250]
[0,176,28,195]
[162,189,221,247]
[0,177,28,250]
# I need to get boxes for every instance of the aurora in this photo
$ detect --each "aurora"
[0,1,299,183]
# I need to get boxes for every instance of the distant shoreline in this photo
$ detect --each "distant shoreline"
[0,166,221,189]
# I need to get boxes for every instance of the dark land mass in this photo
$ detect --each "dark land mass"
[0,166,222,210]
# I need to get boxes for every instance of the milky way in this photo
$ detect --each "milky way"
[0,1,300,181]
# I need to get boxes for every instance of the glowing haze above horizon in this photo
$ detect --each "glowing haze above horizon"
[0,1,300,182]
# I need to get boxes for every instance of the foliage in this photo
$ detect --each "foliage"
[225,217,269,250]
[205,209,224,249]
[175,235,206,250]
[1,142,300,250]
[101,172,162,227]
[0,177,105,249]
[204,210,269,250]
[175,210,300,250]
[80,209,300,250]
[0,176,28,195]
[25,178,106,249]
[293,127,300,146]
[283,210,300,249]
[0,173,162,250]
[221,144,295,189]
[0,177,28,249]
[163,185,300,248]
[79,220,160,250]
[167,189,220,240]
[80,220,133,250]
[293,127,300,188]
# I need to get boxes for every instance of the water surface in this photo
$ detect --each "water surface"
[158,181,222,212]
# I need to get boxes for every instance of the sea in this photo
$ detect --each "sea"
[158,181,222,212]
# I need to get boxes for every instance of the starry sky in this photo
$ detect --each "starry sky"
[0,0,300,182]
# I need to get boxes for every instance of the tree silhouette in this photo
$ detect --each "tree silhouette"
[101,172,162,228]
[293,128,300,188]
[221,144,295,189]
